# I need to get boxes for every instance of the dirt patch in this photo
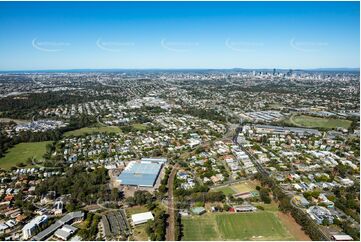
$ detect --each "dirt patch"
[277,212,311,241]
[231,180,260,193]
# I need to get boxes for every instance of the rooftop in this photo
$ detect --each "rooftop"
[33,211,84,241]
[118,160,164,187]
[22,215,48,231]
[191,207,206,214]
[131,212,154,224]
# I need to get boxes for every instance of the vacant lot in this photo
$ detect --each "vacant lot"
[64,126,121,137]
[0,141,52,169]
[182,212,296,241]
[288,115,352,129]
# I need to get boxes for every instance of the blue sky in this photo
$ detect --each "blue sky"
[0,1,359,70]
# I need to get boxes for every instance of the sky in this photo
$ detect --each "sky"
[0,1,359,70]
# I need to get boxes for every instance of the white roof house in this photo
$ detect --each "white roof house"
[0,224,9,234]
[131,212,154,225]
[22,215,48,239]
[54,224,77,240]
[331,234,353,241]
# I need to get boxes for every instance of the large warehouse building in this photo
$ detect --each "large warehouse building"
[118,158,167,187]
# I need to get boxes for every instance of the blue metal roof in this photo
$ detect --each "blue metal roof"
[118,161,163,187]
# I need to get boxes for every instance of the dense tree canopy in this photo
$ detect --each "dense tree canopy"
[35,165,109,206]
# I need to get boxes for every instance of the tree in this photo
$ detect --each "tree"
[111,188,120,201]
[322,218,330,226]
[35,165,109,205]
[223,204,230,211]
[65,200,76,212]
[260,188,271,204]
[145,209,168,241]
[126,191,154,206]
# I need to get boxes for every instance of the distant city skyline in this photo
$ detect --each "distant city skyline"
[0,1,359,71]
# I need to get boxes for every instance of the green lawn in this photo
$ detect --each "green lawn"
[182,212,296,241]
[212,186,236,196]
[212,180,260,196]
[288,115,352,129]
[252,202,279,212]
[182,214,221,241]
[0,141,52,170]
[132,123,147,131]
[132,224,149,241]
[64,126,121,137]
[216,213,294,240]
[125,206,149,216]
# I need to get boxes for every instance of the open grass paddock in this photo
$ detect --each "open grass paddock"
[0,141,52,170]
[64,126,121,137]
[288,115,352,129]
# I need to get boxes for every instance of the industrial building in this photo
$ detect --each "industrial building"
[243,111,284,122]
[118,158,166,187]
[254,124,321,136]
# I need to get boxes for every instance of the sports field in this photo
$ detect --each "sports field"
[0,141,52,170]
[212,180,259,196]
[213,186,236,195]
[64,126,121,137]
[231,180,259,193]
[182,214,221,240]
[182,212,296,241]
[288,115,352,129]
